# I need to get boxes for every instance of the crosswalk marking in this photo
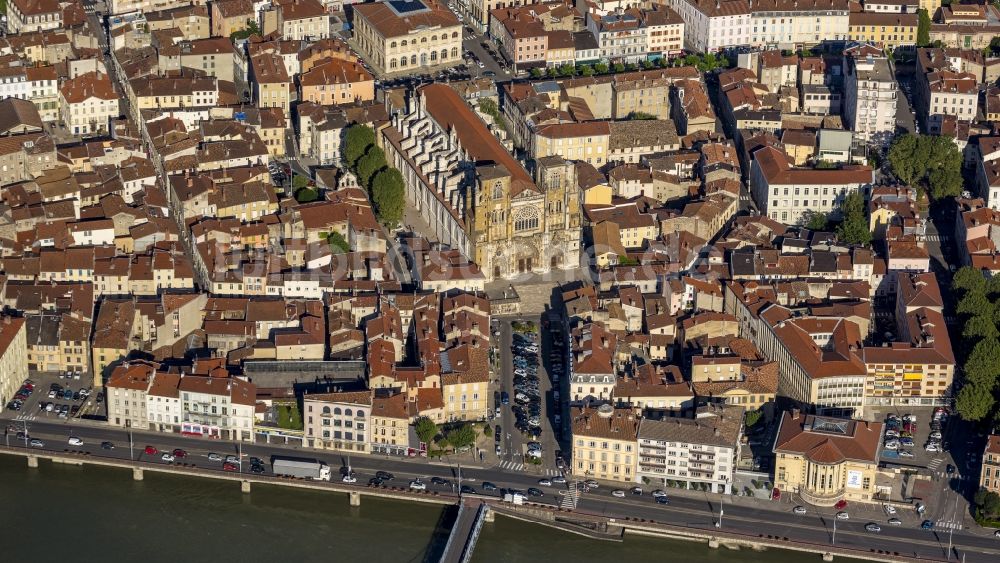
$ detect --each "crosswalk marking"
[560,480,581,510]
[936,521,961,530]
[498,460,524,471]
[927,458,943,470]
[13,413,37,422]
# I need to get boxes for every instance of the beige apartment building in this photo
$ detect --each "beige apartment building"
[274,0,330,41]
[91,299,137,387]
[146,5,211,41]
[773,410,884,506]
[0,317,28,408]
[129,77,220,116]
[370,391,411,454]
[299,60,375,106]
[158,37,243,83]
[251,52,291,118]
[981,435,1000,495]
[108,0,189,16]
[303,391,372,452]
[59,72,119,136]
[7,0,61,34]
[210,0,255,38]
[643,5,685,57]
[106,362,154,429]
[352,0,462,77]
[531,121,610,167]
[441,346,490,422]
[571,404,640,483]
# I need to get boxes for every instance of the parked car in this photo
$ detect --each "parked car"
[144,446,158,455]
[611,489,625,498]
[865,523,881,533]
[223,462,239,472]
[793,506,807,515]
[655,496,669,505]
[29,439,44,448]
[921,520,935,530]
[67,437,83,446]
[409,480,427,491]
[101,441,115,450]
[208,453,223,462]
[161,453,176,462]
[836,512,849,520]
[483,482,498,492]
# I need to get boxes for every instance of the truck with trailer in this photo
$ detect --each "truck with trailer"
[271,457,332,481]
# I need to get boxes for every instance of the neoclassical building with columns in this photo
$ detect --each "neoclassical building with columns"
[381,83,581,281]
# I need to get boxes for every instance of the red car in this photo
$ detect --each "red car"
[223,462,239,472]
[835,499,848,510]
[771,488,781,501]
[144,446,158,455]
[172,448,187,458]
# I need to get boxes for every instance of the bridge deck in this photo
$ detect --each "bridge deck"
[439,499,487,563]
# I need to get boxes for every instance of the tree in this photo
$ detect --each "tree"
[626,111,656,120]
[447,424,477,449]
[963,314,999,341]
[745,409,763,429]
[805,211,829,231]
[887,133,964,200]
[558,64,576,77]
[642,60,654,69]
[956,383,995,422]
[962,338,1000,388]
[957,290,992,318]
[356,146,387,189]
[294,187,318,203]
[579,64,594,76]
[327,231,349,254]
[547,66,559,78]
[953,266,987,294]
[483,424,492,436]
[230,19,261,41]
[613,62,626,73]
[835,191,872,245]
[976,489,1000,519]
[415,417,438,445]
[917,9,931,47]
[530,68,543,78]
[594,62,609,74]
[343,124,376,169]
[289,403,303,429]
[371,168,405,227]
[277,405,292,428]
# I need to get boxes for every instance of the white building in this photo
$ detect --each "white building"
[668,0,751,53]
[178,374,256,442]
[59,72,119,136]
[843,49,898,146]
[637,405,744,494]
[750,146,873,224]
[749,0,850,49]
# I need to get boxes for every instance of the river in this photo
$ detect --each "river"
[0,456,865,562]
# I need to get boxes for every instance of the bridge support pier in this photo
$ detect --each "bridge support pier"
[822,553,834,562]
[26,455,38,468]
[484,507,494,523]
[708,538,719,549]
[133,468,143,481]
[241,480,251,494]
[349,491,361,506]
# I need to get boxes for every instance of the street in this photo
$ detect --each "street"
[5,418,1000,562]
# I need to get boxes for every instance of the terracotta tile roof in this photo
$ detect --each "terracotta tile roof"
[353,0,459,38]
[774,411,882,464]
[571,404,640,441]
[60,72,116,103]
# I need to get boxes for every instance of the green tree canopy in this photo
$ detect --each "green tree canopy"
[447,424,477,449]
[887,134,963,199]
[415,417,438,445]
[956,382,995,422]
[917,9,931,46]
[963,338,1000,388]
[953,265,987,294]
[976,489,1000,519]
[745,409,763,428]
[805,211,829,231]
[835,191,872,245]
[294,187,318,203]
[957,290,992,318]
[963,314,1000,341]
[356,146,387,189]
[343,124,376,169]
[594,62,609,74]
[327,231,349,254]
[579,64,594,76]
[372,168,405,228]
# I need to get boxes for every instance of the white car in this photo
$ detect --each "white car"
[611,490,625,498]
[67,437,83,446]
[651,490,668,498]
[538,479,552,486]
[836,512,849,520]
[409,480,427,491]
[793,506,807,515]
[884,440,900,450]
[342,474,357,484]
[161,453,176,462]
[883,504,897,516]
[476,60,485,69]
[925,443,941,452]
[888,518,902,526]
[48,390,56,399]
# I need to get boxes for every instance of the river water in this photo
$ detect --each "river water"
[0,456,864,562]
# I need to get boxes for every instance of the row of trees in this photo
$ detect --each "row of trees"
[952,267,1000,422]
[342,124,405,228]
[414,417,478,451]
[887,133,963,200]
[524,53,732,80]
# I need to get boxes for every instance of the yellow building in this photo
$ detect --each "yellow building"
[250,52,291,118]
[299,59,375,106]
[981,435,1000,495]
[0,317,28,408]
[571,404,640,483]
[441,346,490,422]
[531,121,610,167]
[773,410,884,506]
[370,391,411,454]
[848,12,918,49]
[351,0,462,77]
